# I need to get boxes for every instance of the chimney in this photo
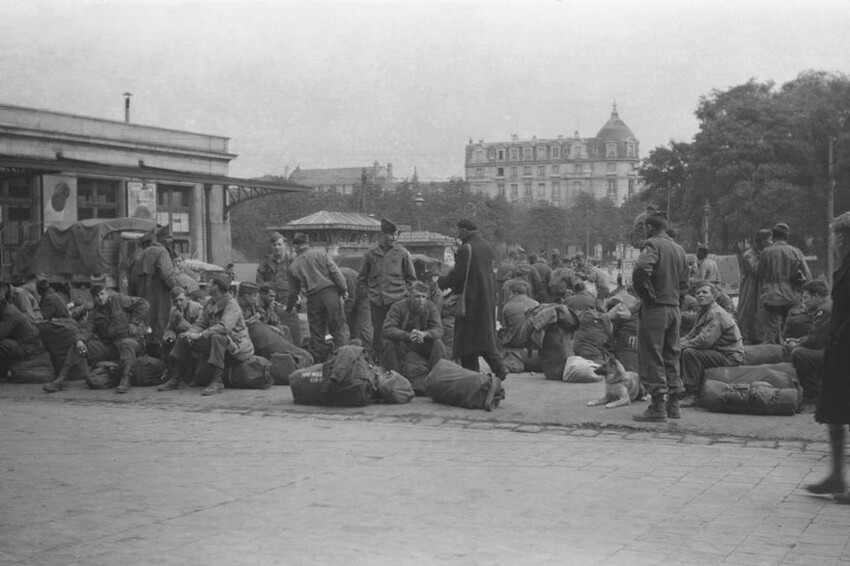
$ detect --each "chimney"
[387,163,393,182]
[123,92,132,123]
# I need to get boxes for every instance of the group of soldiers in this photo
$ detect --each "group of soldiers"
[20,218,486,396]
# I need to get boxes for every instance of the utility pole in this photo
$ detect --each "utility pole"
[828,137,836,286]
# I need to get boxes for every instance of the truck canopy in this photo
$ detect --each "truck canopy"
[18,218,157,277]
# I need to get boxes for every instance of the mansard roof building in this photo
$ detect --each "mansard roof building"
[464,105,640,207]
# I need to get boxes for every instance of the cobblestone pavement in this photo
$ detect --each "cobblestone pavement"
[1,400,848,566]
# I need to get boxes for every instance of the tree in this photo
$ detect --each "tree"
[638,141,691,226]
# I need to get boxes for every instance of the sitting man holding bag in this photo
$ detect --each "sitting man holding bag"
[382,281,445,376]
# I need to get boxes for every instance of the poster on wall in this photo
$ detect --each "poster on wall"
[127,181,156,219]
[42,175,78,225]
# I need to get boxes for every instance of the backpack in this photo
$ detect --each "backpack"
[425,359,504,411]
[227,355,273,390]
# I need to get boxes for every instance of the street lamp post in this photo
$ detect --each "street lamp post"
[414,192,425,232]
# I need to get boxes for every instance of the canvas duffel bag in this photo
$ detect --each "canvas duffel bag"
[85,361,119,389]
[701,363,801,415]
[288,363,327,404]
[425,359,504,411]
[374,368,415,404]
[227,355,273,390]
[540,326,571,381]
[131,355,168,386]
[401,350,431,395]
[7,350,54,384]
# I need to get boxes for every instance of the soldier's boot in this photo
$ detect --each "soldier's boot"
[116,364,132,394]
[633,394,668,423]
[157,363,184,391]
[43,366,70,393]
[201,366,224,396]
[666,393,682,420]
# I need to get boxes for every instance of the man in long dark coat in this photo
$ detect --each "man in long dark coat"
[135,228,176,354]
[737,229,771,344]
[437,219,507,380]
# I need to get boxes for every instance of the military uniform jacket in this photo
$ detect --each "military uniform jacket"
[357,244,416,306]
[382,299,443,343]
[680,302,744,362]
[190,295,254,359]
[757,241,811,307]
[632,233,688,307]
[88,293,149,343]
[256,252,293,298]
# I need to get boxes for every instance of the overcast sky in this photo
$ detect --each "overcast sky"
[1,0,847,181]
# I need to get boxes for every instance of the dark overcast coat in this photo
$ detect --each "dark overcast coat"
[438,231,498,357]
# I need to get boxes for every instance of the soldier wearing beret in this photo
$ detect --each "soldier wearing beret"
[631,210,689,422]
[357,218,417,361]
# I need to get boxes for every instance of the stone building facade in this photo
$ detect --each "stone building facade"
[464,105,640,207]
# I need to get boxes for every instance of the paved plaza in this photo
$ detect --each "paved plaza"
[1,397,848,566]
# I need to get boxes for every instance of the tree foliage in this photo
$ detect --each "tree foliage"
[638,70,850,258]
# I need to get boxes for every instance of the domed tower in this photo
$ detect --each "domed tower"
[594,102,638,158]
[592,103,640,205]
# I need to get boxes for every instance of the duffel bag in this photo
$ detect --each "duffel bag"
[227,355,273,390]
[500,347,526,375]
[131,355,168,386]
[248,321,302,360]
[289,363,327,404]
[562,355,602,383]
[8,350,54,384]
[374,368,415,404]
[401,350,431,395]
[86,361,119,389]
[701,363,801,415]
[320,345,376,406]
[742,344,785,366]
[572,309,613,365]
[425,359,504,411]
[270,352,306,386]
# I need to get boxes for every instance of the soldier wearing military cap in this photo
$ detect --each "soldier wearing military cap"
[757,222,811,344]
[256,231,301,346]
[631,208,690,422]
[357,217,417,361]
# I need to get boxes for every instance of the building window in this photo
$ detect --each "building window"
[606,162,616,172]
[498,149,505,160]
[573,163,583,173]
[572,144,584,158]
[551,165,559,175]
[474,149,485,163]
[510,167,518,179]
[475,168,484,178]
[523,147,532,160]
[551,146,560,159]
[572,180,581,195]
[607,178,617,199]
[156,184,193,255]
[537,183,546,198]
[498,183,506,198]
[552,181,561,202]
[0,176,36,267]
[510,184,519,200]
[537,166,545,177]
[523,166,532,177]
[78,178,120,220]
[628,178,636,197]
[524,183,532,198]
[537,147,547,160]
[627,143,636,158]
[488,149,496,160]
[497,167,505,177]
[606,142,617,157]
[510,148,519,161]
